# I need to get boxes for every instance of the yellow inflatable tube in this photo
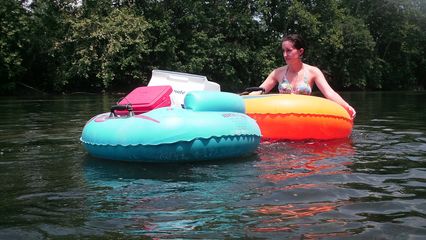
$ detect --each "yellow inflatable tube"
[243,94,353,140]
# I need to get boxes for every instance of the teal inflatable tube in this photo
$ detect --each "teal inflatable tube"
[184,91,246,113]
[80,91,261,163]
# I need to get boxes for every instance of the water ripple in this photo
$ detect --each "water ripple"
[1,93,426,239]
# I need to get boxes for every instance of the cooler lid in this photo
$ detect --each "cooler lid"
[118,85,172,107]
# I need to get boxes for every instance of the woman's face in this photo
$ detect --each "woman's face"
[282,40,303,63]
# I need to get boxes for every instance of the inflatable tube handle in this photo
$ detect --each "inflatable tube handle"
[110,104,134,117]
[240,87,265,95]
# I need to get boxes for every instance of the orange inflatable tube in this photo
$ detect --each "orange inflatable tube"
[243,94,353,140]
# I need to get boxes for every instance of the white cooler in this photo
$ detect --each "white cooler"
[148,70,220,107]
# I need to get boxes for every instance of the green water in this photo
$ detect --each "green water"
[0,91,425,239]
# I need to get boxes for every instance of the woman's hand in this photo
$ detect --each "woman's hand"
[248,90,263,95]
[346,105,356,120]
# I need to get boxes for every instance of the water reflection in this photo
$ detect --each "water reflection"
[83,156,258,238]
[82,139,359,238]
[250,139,357,237]
[256,139,354,182]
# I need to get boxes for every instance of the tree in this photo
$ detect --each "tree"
[135,0,273,92]
[0,0,29,94]
[1,0,425,93]
[342,0,426,89]
[23,0,77,92]
[56,6,151,92]
[253,0,377,90]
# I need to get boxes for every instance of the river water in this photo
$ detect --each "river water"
[0,91,425,239]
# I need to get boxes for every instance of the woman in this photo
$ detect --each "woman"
[250,34,356,119]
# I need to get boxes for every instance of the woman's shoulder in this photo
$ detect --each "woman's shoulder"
[273,66,287,73]
[304,63,319,71]
[304,63,323,75]
[269,66,286,79]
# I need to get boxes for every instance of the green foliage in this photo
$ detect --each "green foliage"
[343,0,426,89]
[0,0,425,94]
[0,0,29,93]
[137,0,273,92]
[315,14,378,90]
[25,0,76,92]
[57,7,151,91]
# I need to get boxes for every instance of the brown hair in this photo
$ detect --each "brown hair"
[282,34,306,56]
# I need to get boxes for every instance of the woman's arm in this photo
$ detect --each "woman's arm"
[312,67,356,119]
[249,68,281,95]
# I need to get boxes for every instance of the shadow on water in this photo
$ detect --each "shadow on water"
[83,153,258,182]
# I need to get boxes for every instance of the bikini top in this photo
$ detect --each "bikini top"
[278,66,312,95]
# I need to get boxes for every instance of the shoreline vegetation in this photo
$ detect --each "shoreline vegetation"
[11,82,424,99]
[1,0,425,96]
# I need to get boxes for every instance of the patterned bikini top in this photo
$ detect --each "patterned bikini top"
[278,66,312,95]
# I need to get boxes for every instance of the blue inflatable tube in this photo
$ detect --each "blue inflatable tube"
[80,91,261,163]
